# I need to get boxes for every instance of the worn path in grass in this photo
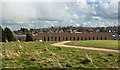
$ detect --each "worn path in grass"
[51,41,120,53]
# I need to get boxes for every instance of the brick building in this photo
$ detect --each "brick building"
[33,33,119,41]
[14,34,26,41]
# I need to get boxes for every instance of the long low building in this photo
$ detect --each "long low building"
[33,33,119,41]
[14,34,26,41]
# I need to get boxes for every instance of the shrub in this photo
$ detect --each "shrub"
[26,32,34,41]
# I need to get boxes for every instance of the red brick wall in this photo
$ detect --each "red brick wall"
[34,33,118,41]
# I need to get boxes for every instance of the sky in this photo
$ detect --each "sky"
[1,0,119,30]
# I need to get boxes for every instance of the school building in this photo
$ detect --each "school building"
[31,33,119,41]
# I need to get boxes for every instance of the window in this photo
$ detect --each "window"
[51,37,53,41]
[66,37,68,41]
[93,37,95,40]
[89,37,91,40]
[23,39,25,41]
[19,38,21,41]
[48,37,49,41]
[105,37,107,40]
[73,37,75,41]
[81,37,83,40]
[97,37,99,40]
[101,37,102,40]
[59,37,61,41]
[62,37,64,41]
[44,37,46,41]
[55,37,57,41]
[70,37,72,41]
[77,37,79,41]
[85,37,87,40]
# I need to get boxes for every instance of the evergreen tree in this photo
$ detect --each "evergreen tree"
[0,26,7,42]
[2,29,7,42]
[4,27,14,42]
[20,28,28,34]
[26,32,34,41]
[0,26,1,42]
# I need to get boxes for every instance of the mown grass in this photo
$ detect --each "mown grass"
[2,41,119,69]
[65,40,118,50]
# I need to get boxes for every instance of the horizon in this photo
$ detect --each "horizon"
[1,25,119,31]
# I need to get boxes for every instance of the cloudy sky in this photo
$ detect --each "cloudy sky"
[1,0,119,30]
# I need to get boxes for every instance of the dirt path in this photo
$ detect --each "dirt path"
[51,41,120,53]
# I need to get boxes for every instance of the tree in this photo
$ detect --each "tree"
[0,26,7,42]
[4,27,14,42]
[20,28,28,34]
[0,26,2,42]
[2,29,7,42]
[26,32,34,41]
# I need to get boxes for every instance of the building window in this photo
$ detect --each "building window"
[97,37,99,40]
[51,37,53,41]
[70,37,72,41]
[59,37,60,41]
[14,39,16,41]
[81,37,83,40]
[101,37,102,40]
[55,37,57,41]
[85,37,87,40]
[93,37,95,40]
[89,37,91,40]
[73,37,75,41]
[66,37,68,41]
[62,37,64,41]
[44,37,46,41]
[19,38,21,41]
[48,37,49,41]
[105,37,107,40]
[77,37,79,41]
[23,39,25,41]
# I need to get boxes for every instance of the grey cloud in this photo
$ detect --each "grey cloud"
[1,1,118,30]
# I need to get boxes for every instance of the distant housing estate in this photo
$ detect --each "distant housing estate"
[13,26,119,41]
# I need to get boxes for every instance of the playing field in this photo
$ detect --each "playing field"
[2,41,118,69]
[66,40,118,50]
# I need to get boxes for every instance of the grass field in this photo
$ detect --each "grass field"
[2,41,119,69]
[66,40,118,50]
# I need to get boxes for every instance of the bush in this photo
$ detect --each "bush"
[26,32,34,41]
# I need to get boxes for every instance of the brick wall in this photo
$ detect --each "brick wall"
[34,33,118,41]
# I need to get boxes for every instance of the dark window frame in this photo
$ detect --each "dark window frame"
[44,37,46,41]
[105,37,107,40]
[97,37,99,40]
[81,37,83,40]
[55,37,57,41]
[89,37,91,40]
[66,37,68,41]
[101,37,102,40]
[85,37,87,40]
[48,37,49,41]
[59,37,61,41]
[62,37,64,41]
[73,37,75,41]
[77,37,79,41]
[93,37,95,40]
[70,37,72,41]
[51,37,53,41]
